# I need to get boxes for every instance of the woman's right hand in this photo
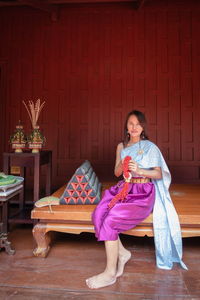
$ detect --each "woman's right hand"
[114,143,124,177]
[128,159,139,173]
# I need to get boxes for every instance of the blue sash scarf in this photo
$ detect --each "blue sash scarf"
[121,140,187,270]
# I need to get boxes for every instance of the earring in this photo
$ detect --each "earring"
[141,131,145,139]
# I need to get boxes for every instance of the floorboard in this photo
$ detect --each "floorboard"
[0,225,200,300]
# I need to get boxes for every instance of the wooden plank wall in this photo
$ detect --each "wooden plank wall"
[0,0,200,188]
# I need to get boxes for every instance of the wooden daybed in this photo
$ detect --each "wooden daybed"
[31,183,200,258]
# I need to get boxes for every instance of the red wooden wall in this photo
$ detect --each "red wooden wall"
[0,0,200,188]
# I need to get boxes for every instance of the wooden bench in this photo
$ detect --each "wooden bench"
[31,183,200,257]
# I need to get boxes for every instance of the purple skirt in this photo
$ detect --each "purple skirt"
[92,180,155,241]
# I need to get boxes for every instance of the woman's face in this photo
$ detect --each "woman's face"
[127,115,143,139]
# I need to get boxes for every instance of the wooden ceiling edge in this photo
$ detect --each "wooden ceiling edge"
[0,0,139,6]
[0,0,146,18]
[20,0,59,21]
[136,0,146,9]
[49,0,138,3]
[0,0,59,21]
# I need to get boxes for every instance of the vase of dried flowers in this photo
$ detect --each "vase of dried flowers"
[10,122,26,153]
[23,99,45,153]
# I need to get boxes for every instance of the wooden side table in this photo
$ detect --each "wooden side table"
[0,187,23,255]
[3,151,52,222]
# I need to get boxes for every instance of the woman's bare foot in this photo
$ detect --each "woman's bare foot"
[116,250,131,277]
[86,271,117,289]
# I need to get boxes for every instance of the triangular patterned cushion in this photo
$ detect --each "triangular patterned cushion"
[59,160,101,205]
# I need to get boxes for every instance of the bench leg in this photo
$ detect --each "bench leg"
[32,223,51,258]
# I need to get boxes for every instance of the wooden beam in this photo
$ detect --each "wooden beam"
[16,0,58,21]
[0,1,22,7]
[0,0,141,10]
[48,0,138,3]
[16,0,52,11]
[0,0,138,5]
[135,0,146,9]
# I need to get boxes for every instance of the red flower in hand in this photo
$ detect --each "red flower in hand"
[108,156,132,209]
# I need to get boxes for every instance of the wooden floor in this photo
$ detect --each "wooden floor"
[0,225,200,300]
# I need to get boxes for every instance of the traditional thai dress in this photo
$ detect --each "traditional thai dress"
[92,140,187,270]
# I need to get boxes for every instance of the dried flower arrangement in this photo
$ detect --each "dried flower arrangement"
[23,99,45,129]
[23,99,46,152]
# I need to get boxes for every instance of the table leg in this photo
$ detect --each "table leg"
[2,201,8,233]
[0,233,15,255]
[19,167,25,211]
[3,155,9,174]
[0,202,15,255]
[46,152,52,196]
[34,155,40,203]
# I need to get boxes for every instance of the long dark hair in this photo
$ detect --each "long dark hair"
[123,110,148,147]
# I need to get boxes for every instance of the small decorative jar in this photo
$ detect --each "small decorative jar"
[27,125,45,153]
[10,122,26,153]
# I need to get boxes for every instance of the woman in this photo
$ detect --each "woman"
[86,110,187,289]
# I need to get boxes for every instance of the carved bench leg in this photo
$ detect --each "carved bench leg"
[32,223,51,258]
